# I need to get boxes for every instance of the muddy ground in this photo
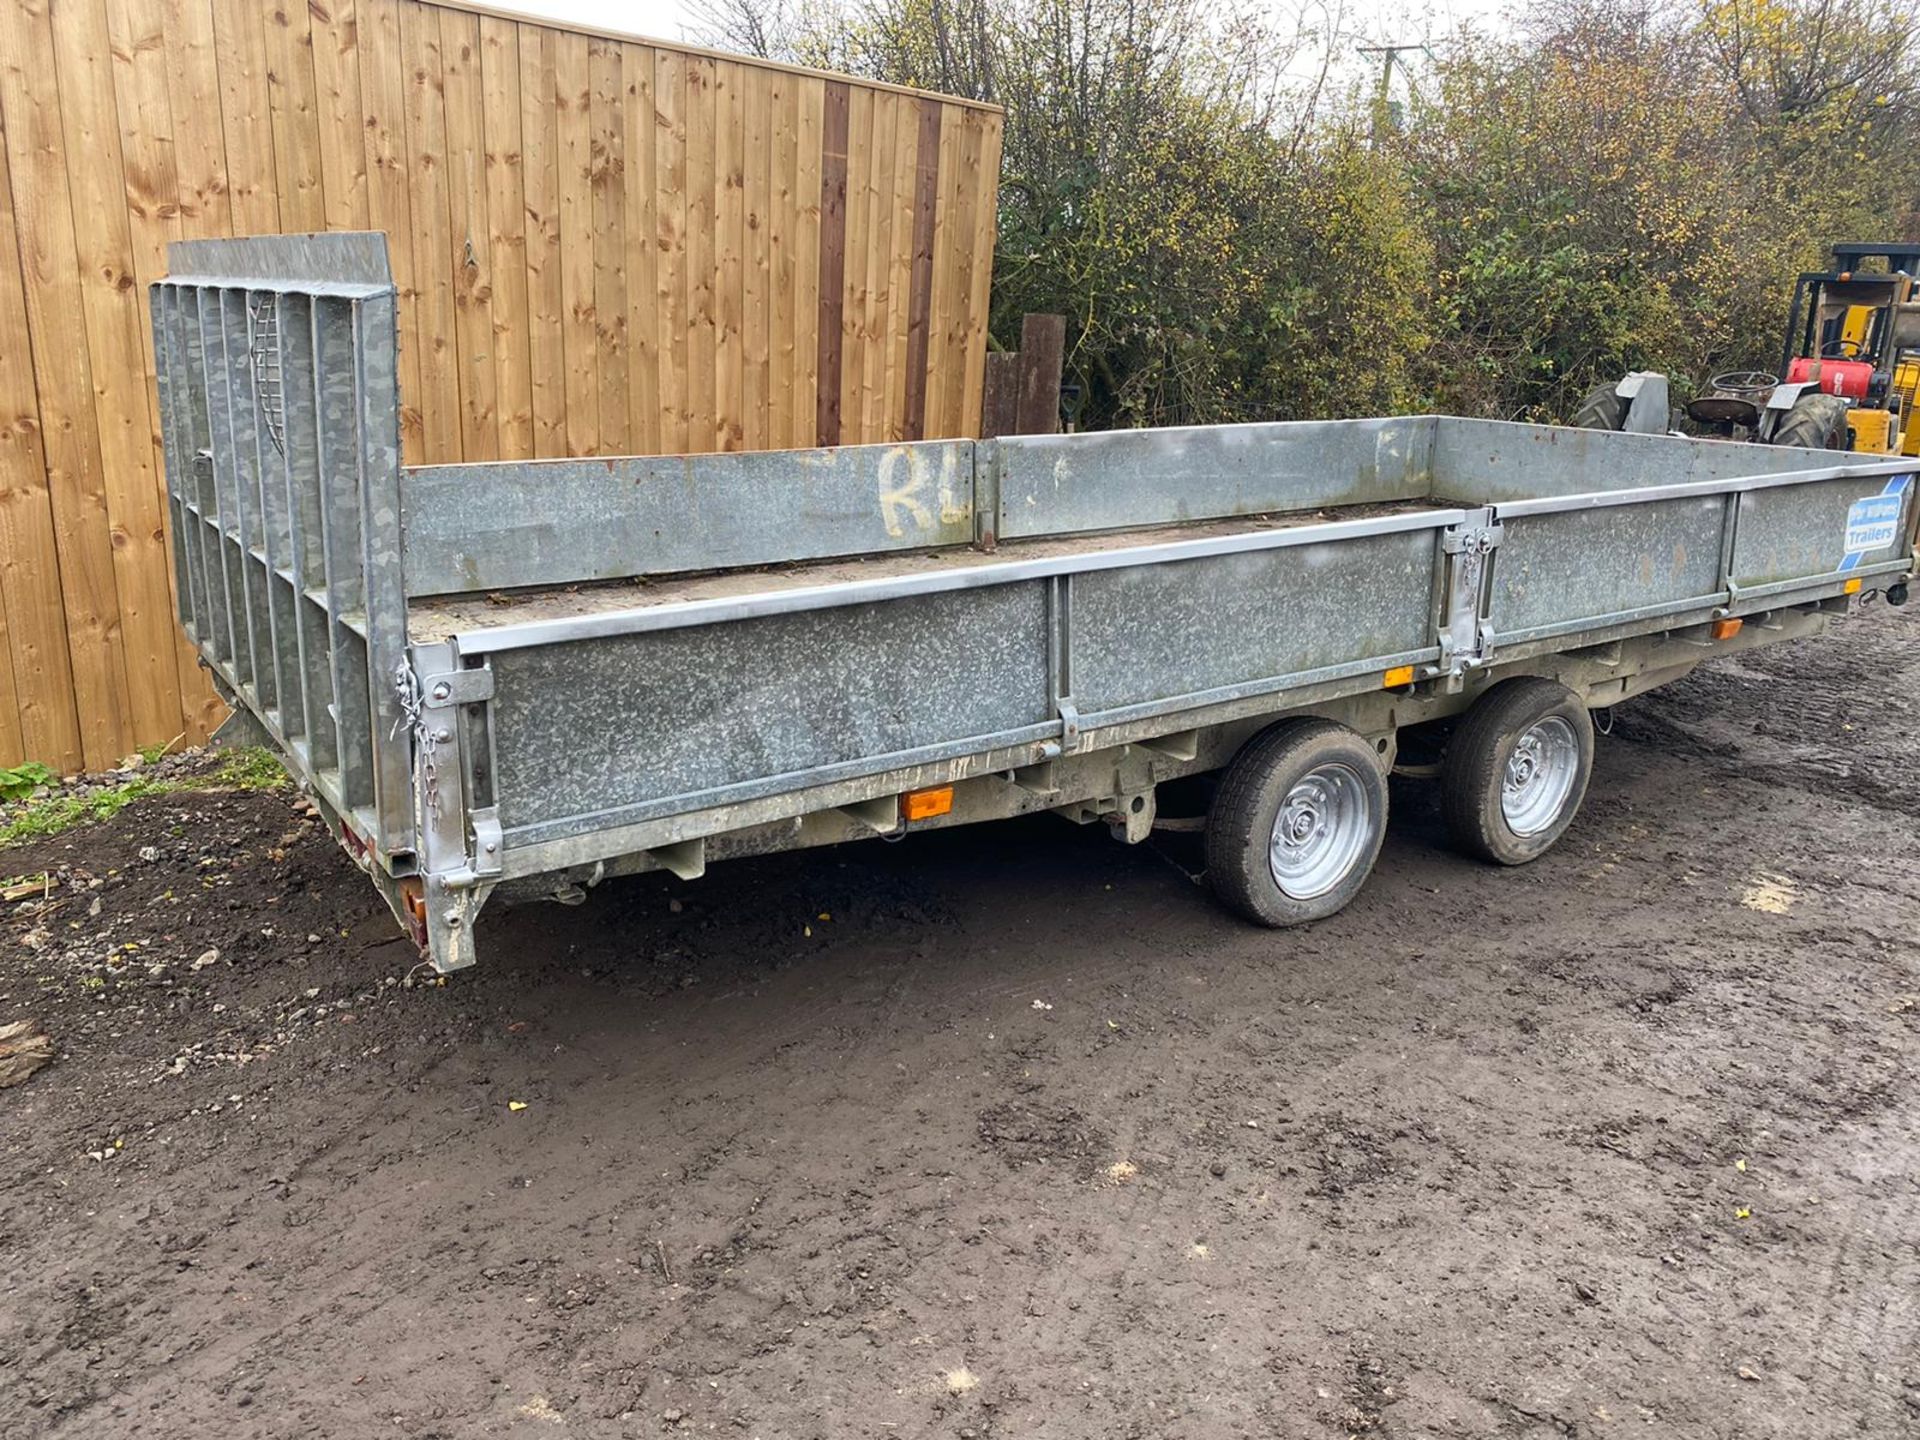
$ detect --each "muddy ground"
[2,603,1917,1440]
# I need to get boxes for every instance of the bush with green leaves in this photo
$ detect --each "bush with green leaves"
[691,0,1920,427]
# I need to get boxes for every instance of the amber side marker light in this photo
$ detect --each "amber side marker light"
[1381,664,1416,688]
[900,785,955,822]
[1843,577,1863,595]
[1710,617,1743,641]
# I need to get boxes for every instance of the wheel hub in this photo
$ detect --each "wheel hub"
[1268,763,1372,900]
[1501,717,1579,836]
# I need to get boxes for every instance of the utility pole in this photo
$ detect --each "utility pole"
[1358,42,1429,145]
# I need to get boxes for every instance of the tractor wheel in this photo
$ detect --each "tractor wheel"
[1770,392,1851,451]
[1572,380,1629,431]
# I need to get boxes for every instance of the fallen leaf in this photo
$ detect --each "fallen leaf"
[1737,1366,1762,1382]
[1740,874,1797,914]
[508,1100,529,1112]
[1735,1158,1747,1173]
[1734,1206,1752,1220]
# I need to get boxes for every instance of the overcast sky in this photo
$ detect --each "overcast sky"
[498,0,1517,93]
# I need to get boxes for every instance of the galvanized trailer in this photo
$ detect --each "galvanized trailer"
[149,236,1920,970]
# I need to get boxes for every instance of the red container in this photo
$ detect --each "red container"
[1784,356,1873,400]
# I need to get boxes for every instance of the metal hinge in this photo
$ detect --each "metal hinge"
[470,807,503,879]
[1441,519,1505,557]
[421,666,494,708]
[1057,696,1082,752]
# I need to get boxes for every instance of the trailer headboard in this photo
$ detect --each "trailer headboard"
[151,233,413,861]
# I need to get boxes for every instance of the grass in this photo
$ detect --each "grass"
[206,748,292,793]
[0,747,291,847]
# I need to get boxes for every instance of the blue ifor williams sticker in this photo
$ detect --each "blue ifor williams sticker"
[1841,474,1912,569]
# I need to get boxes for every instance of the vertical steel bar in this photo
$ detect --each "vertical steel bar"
[222,288,285,723]
[310,295,376,821]
[274,292,341,780]
[248,291,301,741]
[352,291,415,854]
[149,285,201,643]
[171,287,226,666]
[194,288,249,680]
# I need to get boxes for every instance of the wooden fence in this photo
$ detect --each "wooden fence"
[0,0,1003,772]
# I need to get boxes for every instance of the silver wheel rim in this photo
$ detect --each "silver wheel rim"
[1502,717,1579,836]
[1268,762,1373,900]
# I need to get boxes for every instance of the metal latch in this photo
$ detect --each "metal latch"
[1439,510,1504,676]
[422,667,494,708]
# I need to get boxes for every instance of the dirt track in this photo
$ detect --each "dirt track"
[3,603,1918,1439]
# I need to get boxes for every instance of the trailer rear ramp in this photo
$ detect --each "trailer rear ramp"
[149,235,1919,970]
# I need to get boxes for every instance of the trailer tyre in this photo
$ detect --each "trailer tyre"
[1442,678,1593,865]
[1206,720,1388,927]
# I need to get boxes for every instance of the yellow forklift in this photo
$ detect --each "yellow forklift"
[1579,242,1920,455]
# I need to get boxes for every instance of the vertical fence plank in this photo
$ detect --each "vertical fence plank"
[213,0,278,233]
[440,6,500,459]
[741,68,771,452]
[554,29,597,456]
[960,108,1000,438]
[653,46,688,455]
[684,55,716,453]
[882,93,918,441]
[480,16,531,457]
[400,0,459,463]
[814,79,848,448]
[938,106,985,437]
[518,23,564,459]
[264,0,325,231]
[108,0,213,738]
[622,44,658,457]
[1015,313,1066,435]
[921,103,963,439]
[857,91,899,446]
[310,0,368,229]
[713,61,745,452]
[837,84,871,445]
[767,70,796,449]
[589,39,627,453]
[0,100,78,767]
[158,0,225,236]
[357,0,423,455]
[792,75,823,447]
[902,97,941,441]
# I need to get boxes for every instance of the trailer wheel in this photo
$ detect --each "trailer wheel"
[1205,720,1388,927]
[1442,678,1593,865]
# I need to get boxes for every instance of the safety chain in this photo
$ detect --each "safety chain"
[393,659,441,815]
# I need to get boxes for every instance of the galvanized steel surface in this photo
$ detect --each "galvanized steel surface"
[152,235,412,860]
[992,418,1433,539]
[1068,530,1440,713]
[402,441,976,597]
[485,583,1052,834]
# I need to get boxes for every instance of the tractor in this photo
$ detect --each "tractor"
[1578,242,1920,455]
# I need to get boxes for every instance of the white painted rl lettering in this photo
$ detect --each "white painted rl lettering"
[877,446,935,537]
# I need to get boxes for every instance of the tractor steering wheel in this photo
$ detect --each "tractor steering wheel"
[1820,338,1863,359]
